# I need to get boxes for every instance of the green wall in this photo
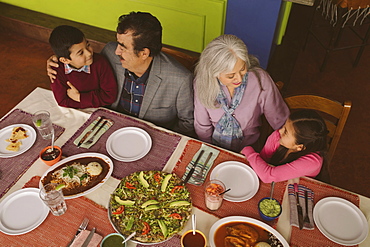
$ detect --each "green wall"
[0,0,227,52]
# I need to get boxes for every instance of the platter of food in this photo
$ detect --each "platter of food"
[313,197,368,246]
[108,171,192,245]
[210,161,259,202]
[39,153,113,199]
[0,124,36,158]
[0,188,49,235]
[209,216,289,247]
[106,127,152,162]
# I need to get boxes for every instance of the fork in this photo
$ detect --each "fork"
[67,217,89,246]
[303,190,310,225]
[84,120,107,146]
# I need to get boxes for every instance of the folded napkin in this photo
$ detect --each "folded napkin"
[288,183,315,230]
[70,229,103,247]
[181,144,220,185]
[73,117,114,149]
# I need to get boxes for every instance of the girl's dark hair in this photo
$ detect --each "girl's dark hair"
[49,25,85,59]
[270,109,329,166]
[117,12,162,57]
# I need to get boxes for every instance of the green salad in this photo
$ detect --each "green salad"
[109,171,192,243]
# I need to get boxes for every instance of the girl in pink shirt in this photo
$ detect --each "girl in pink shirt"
[241,109,328,183]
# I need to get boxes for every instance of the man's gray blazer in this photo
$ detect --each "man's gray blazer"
[101,42,194,136]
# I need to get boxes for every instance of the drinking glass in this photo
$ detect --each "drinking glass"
[204,179,226,211]
[32,110,54,139]
[39,183,67,216]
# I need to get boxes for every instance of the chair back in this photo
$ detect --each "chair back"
[284,95,352,166]
[161,47,199,72]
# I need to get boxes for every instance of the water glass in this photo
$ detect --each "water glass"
[39,183,67,216]
[204,179,226,211]
[32,110,54,139]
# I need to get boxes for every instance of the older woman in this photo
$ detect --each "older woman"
[194,34,289,152]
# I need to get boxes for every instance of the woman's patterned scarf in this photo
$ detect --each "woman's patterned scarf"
[212,73,248,152]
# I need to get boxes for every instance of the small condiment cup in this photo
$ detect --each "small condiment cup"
[100,233,126,247]
[258,197,282,221]
[39,145,62,166]
[181,229,207,247]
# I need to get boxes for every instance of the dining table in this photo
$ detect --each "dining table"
[0,87,369,247]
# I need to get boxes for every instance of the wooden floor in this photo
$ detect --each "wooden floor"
[1,3,369,197]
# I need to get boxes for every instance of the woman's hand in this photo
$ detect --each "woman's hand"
[46,55,59,83]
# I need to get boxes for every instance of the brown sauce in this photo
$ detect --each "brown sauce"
[182,232,206,247]
[41,149,61,161]
[214,221,269,247]
[41,157,110,196]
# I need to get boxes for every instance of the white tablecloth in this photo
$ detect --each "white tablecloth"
[1,87,369,246]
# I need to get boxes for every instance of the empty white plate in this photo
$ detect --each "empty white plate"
[0,188,49,235]
[106,127,152,162]
[313,197,368,246]
[210,161,259,202]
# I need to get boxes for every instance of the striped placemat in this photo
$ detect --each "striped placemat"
[173,139,287,228]
[289,177,360,247]
[0,109,64,199]
[61,108,182,179]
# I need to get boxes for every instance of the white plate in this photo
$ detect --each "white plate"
[0,124,36,158]
[106,127,152,162]
[209,216,289,247]
[313,197,368,246]
[0,188,49,235]
[210,161,259,202]
[39,152,113,199]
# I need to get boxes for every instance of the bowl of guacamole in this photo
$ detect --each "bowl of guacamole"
[258,197,282,221]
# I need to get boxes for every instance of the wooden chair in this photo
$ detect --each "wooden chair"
[284,95,352,181]
[161,47,199,72]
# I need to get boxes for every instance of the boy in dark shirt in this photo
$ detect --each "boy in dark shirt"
[49,25,117,108]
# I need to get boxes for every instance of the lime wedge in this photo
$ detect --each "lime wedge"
[55,184,66,191]
[36,119,42,127]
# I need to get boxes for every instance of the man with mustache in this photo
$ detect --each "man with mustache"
[47,12,194,136]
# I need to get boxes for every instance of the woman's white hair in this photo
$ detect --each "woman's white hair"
[195,34,260,108]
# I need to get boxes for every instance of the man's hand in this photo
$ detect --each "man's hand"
[46,55,59,83]
[66,81,80,102]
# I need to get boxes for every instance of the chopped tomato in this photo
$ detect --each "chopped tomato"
[169,213,182,220]
[112,205,125,215]
[154,173,161,183]
[126,182,136,189]
[171,185,184,194]
[142,222,150,235]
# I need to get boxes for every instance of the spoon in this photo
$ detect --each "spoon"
[270,181,275,200]
[122,231,136,244]
[50,132,55,152]
[191,214,196,235]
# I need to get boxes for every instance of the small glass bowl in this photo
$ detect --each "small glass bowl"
[258,197,282,221]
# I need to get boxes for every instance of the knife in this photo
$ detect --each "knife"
[184,150,205,183]
[294,183,304,230]
[77,116,105,147]
[81,227,95,247]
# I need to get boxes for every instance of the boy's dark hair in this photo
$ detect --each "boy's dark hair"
[117,12,162,57]
[49,25,85,59]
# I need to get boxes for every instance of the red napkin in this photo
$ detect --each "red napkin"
[70,229,103,247]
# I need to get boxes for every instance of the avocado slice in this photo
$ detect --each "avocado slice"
[157,220,168,238]
[115,196,135,206]
[141,199,159,208]
[161,174,172,192]
[144,204,160,211]
[169,200,191,207]
[139,171,150,188]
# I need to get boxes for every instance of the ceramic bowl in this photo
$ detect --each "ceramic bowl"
[100,233,126,247]
[258,197,282,221]
[39,146,62,166]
